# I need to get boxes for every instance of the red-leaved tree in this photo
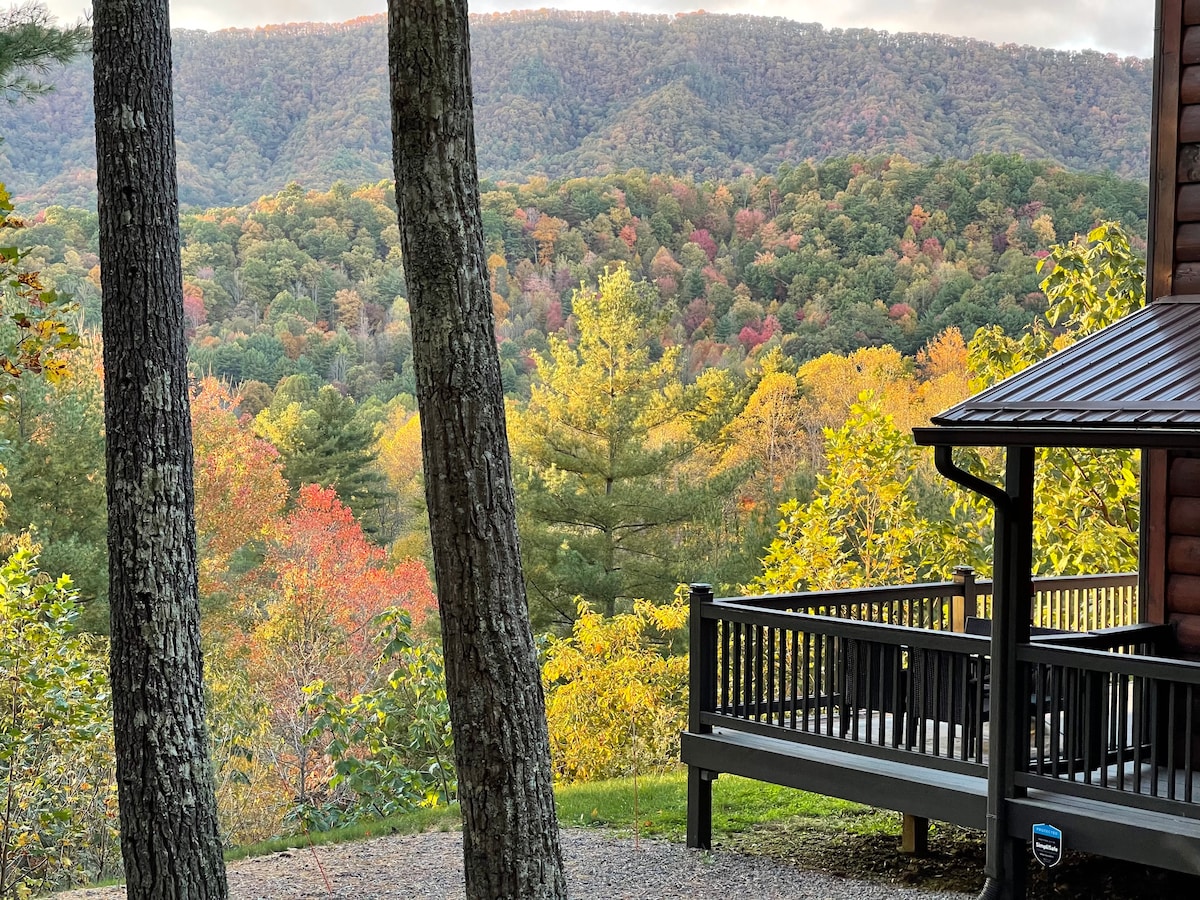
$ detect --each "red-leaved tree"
[242,484,437,806]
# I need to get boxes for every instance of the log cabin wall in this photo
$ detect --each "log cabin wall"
[1155,0,1188,296]
[1147,2,1200,653]
[1166,454,1200,656]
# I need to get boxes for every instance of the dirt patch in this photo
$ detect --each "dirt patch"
[721,816,1200,899]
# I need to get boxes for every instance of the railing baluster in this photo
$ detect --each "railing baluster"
[1098,670,1111,789]
[755,624,765,722]
[1133,674,1145,794]
[765,626,775,725]
[1049,665,1062,778]
[733,621,743,719]
[1082,669,1095,783]
[789,628,799,729]
[973,651,985,763]
[1167,682,1177,801]
[1033,663,1046,776]
[814,632,825,735]
[801,630,811,731]
[1186,685,1195,804]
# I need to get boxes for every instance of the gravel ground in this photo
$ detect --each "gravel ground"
[55,828,974,900]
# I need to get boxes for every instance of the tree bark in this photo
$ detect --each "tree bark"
[93,1,228,896]
[387,3,567,898]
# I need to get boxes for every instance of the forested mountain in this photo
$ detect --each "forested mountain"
[20,153,1147,411]
[2,11,1151,210]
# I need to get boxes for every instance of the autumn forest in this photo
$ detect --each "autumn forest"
[0,8,1154,895]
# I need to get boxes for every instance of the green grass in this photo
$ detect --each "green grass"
[554,770,886,841]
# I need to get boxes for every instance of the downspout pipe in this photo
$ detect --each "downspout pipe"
[934,445,1009,513]
[933,444,1031,900]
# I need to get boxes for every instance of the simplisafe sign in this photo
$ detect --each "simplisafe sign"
[1032,823,1063,867]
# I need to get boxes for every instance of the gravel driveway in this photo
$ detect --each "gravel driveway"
[55,828,973,899]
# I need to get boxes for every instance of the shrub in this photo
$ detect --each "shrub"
[0,537,118,895]
[300,609,455,830]
[542,591,688,783]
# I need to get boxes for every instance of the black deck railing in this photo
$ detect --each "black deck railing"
[690,572,1150,782]
[702,600,990,773]
[686,574,1200,868]
[1018,628,1200,816]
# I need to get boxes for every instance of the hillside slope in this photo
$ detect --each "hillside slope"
[1,11,1151,209]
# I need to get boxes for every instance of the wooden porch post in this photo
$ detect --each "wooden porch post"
[980,446,1035,900]
[687,583,717,849]
[901,814,929,856]
[952,565,976,632]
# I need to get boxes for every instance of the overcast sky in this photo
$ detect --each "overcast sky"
[41,1,1156,59]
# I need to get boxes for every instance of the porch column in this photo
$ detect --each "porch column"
[687,583,717,849]
[981,446,1035,900]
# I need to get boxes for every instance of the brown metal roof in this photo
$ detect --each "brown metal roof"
[912,296,1200,449]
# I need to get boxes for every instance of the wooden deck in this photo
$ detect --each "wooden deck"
[684,579,1200,883]
[681,726,988,829]
[682,726,1200,876]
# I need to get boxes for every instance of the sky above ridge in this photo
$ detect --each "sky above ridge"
[42,1,1156,58]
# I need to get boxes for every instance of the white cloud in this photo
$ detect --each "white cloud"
[37,0,1155,57]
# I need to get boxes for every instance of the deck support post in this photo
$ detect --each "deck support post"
[901,814,929,855]
[932,445,1033,900]
[686,583,717,850]
[687,767,715,849]
[980,446,1035,900]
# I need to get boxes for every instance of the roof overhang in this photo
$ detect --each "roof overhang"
[913,424,1200,449]
[914,296,1200,449]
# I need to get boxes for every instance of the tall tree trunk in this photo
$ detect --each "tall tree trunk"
[93,1,228,896]
[387,3,567,898]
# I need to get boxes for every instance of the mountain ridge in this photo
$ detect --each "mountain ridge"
[1,10,1152,209]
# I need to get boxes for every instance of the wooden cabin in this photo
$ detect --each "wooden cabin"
[1149,0,1200,663]
[682,3,1200,898]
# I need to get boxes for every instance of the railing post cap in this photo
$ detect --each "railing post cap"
[952,565,976,577]
[689,583,713,593]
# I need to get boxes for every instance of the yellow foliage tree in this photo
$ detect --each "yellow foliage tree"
[375,404,430,561]
[542,591,689,783]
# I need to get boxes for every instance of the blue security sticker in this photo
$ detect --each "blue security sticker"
[1032,823,1063,868]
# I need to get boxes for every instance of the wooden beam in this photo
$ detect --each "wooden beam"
[1178,183,1200,220]
[1170,611,1200,654]
[1180,143,1200,182]
[1166,532,1200,573]
[680,729,988,829]
[902,814,929,856]
[1176,222,1200,259]
[1187,26,1200,64]
[1147,450,1170,625]
[1184,66,1200,103]
[1151,1,1185,301]
[1183,105,1200,143]
[1176,261,1200,291]
[1167,534,1200,573]
[1167,572,1200,613]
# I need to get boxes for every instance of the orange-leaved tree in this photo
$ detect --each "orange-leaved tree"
[191,376,289,601]
[240,484,437,810]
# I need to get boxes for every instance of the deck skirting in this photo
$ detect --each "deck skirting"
[680,727,988,830]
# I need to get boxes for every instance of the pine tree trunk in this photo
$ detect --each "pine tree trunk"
[387,3,568,898]
[93,1,228,896]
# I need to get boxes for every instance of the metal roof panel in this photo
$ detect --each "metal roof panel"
[930,298,1200,442]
